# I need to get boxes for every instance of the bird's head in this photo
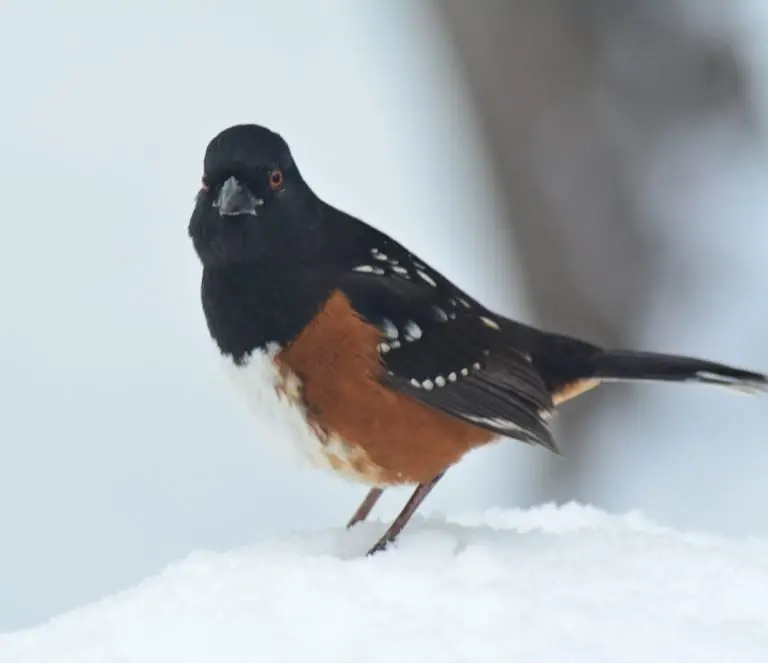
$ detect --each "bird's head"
[188,124,320,267]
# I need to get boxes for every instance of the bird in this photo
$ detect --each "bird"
[188,123,768,556]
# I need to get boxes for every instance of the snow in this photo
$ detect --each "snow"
[2,504,768,663]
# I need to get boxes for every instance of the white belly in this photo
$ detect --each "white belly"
[219,343,384,485]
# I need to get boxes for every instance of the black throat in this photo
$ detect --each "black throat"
[201,263,337,364]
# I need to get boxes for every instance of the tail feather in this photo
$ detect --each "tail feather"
[590,349,768,395]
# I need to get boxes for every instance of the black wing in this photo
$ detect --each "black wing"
[336,271,558,452]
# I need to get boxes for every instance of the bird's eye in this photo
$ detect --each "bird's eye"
[268,169,284,191]
[201,175,210,191]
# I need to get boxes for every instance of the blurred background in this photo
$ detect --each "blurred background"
[1,0,767,632]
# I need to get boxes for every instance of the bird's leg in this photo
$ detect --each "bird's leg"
[366,472,445,556]
[346,487,384,528]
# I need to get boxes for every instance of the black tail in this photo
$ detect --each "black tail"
[591,349,768,395]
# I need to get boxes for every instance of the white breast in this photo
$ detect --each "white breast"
[219,343,383,486]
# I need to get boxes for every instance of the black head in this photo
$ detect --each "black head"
[188,124,321,267]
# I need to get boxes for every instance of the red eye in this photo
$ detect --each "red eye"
[201,175,210,191]
[269,169,283,191]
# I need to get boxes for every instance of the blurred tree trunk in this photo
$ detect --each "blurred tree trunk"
[433,1,748,503]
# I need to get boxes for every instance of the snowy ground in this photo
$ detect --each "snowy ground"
[2,504,767,663]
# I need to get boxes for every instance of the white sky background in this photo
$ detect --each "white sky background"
[2,0,768,635]
[0,1,534,631]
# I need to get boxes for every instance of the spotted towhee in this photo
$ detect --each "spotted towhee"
[188,124,767,555]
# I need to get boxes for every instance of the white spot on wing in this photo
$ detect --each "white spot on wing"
[380,318,399,339]
[353,264,385,275]
[539,408,554,422]
[417,269,437,287]
[432,306,448,322]
[480,316,501,330]
[463,414,525,433]
[403,320,422,341]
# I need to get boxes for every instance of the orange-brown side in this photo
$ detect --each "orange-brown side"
[275,290,496,485]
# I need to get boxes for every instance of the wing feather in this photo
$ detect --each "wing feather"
[337,273,558,452]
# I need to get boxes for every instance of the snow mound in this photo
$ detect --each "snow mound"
[2,504,768,663]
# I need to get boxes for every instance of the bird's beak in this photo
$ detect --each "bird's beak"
[213,176,264,217]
